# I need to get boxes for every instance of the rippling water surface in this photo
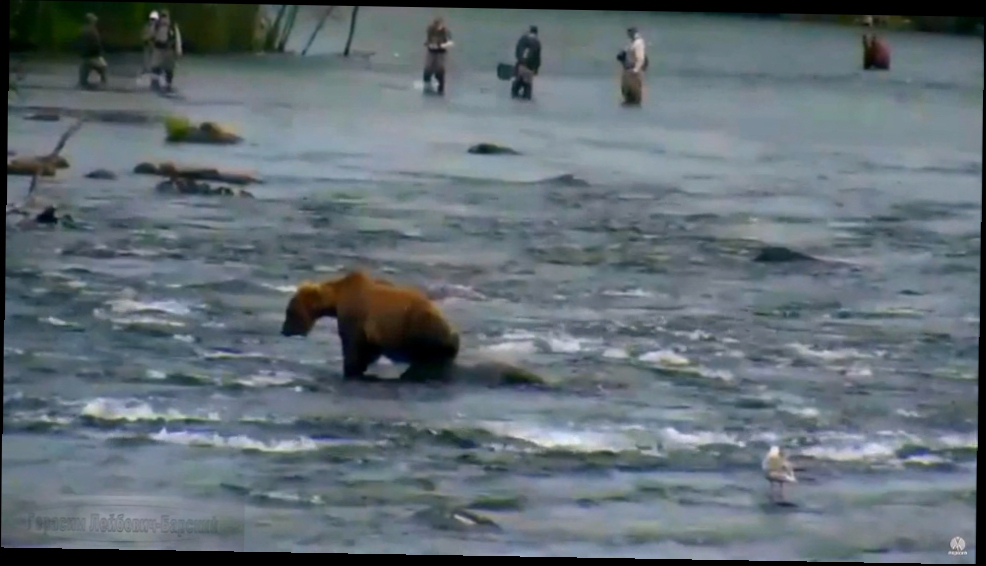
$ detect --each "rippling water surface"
[5,9,981,559]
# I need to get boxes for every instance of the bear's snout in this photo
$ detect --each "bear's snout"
[281,321,307,337]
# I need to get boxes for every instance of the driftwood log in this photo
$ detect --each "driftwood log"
[7,120,84,226]
[133,162,261,185]
[7,119,83,177]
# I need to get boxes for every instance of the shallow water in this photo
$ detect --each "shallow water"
[5,8,981,558]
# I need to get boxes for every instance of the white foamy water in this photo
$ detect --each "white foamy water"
[81,398,220,423]
[149,429,322,453]
[480,330,597,356]
[234,371,298,388]
[261,283,298,294]
[639,349,691,367]
[659,427,744,449]
[106,298,195,316]
[480,421,642,453]
[788,343,876,362]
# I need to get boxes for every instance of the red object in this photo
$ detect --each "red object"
[871,38,890,67]
[863,35,891,70]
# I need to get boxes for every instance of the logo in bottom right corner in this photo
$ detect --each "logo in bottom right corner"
[949,536,968,556]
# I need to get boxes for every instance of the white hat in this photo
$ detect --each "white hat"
[149,11,159,20]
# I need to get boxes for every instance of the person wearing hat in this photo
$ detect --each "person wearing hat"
[423,16,453,95]
[142,11,159,75]
[861,15,890,70]
[150,9,183,91]
[618,26,648,105]
[77,13,108,89]
[511,25,542,100]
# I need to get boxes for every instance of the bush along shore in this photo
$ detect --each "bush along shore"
[10,1,261,54]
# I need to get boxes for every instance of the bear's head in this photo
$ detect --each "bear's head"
[281,280,339,337]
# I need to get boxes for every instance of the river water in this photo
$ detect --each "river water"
[4,8,981,558]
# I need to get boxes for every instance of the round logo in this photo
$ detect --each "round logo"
[950,536,966,552]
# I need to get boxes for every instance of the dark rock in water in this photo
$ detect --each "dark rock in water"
[468,143,521,155]
[167,122,243,145]
[753,246,818,263]
[154,179,254,198]
[396,360,552,388]
[540,173,590,187]
[11,204,75,227]
[85,169,117,180]
[26,113,60,122]
[133,162,158,175]
[7,150,15,157]
[35,206,59,225]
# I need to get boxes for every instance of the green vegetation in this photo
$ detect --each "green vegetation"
[9,1,261,54]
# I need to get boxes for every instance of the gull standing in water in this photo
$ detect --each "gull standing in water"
[762,445,797,502]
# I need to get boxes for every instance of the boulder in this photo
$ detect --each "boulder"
[85,169,117,180]
[753,246,818,263]
[165,116,243,145]
[133,162,261,185]
[467,143,521,155]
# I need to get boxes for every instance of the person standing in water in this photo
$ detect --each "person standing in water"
[861,16,890,70]
[142,11,159,75]
[150,9,183,92]
[511,25,542,100]
[423,17,453,95]
[78,13,108,89]
[618,26,648,106]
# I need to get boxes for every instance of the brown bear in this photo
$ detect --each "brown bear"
[281,270,461,381]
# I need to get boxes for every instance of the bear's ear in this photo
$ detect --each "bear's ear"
[294,281,324,309]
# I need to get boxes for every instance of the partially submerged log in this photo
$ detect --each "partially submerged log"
[155,179,255,198]
[7,120,85,227]
[133,162,261,185]
[6,119,82,177]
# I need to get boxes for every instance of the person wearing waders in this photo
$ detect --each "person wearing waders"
[141,11,159,76]
[423,17,453,95]
[617,27,648,106]
[78,13,108,90]
[511,25,542,100]
[150,9,182,92]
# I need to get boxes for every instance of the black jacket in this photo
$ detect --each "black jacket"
[79,24,103,59]
[514,34,541,73]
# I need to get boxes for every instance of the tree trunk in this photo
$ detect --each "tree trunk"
[302,6,334,56]
[343,6,359,57]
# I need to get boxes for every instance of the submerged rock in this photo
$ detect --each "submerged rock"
[393,359,552,387]
[155,179,254,198]
[753,246,818,263]
[467,143,521,155]
[85,168,117,180]
[134,162,260,185]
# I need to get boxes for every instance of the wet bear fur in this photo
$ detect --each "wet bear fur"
[281,270,461,381]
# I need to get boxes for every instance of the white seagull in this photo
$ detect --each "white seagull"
[762,445,797,501]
